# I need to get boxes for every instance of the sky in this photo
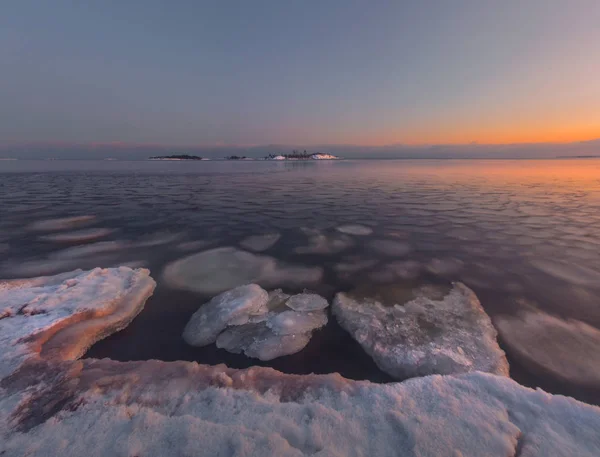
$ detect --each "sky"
[1,1,599,157]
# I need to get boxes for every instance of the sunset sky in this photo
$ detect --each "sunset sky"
[1,0,599,150]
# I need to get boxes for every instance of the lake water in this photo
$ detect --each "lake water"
[1,159,599,402]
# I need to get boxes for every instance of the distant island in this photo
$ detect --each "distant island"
[225,155,254,160]
[265,150,339,161]
[149,154,207,161]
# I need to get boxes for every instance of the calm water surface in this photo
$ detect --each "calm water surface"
[1,159,599,401]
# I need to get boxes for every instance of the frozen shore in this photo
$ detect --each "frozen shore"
[1,268,600,456]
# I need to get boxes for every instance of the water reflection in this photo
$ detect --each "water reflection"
[1,159,599,401]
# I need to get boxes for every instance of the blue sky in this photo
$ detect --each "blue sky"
[1,1,599,152]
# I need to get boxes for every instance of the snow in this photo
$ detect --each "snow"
[335,224,373,235]
[496,310,600,387]
[285,293,329,311]
[39,228,115,243]
[239,233,281,252]
[182,284,269,346]
[184,284,328,360]
[3,362,600,457]
[368,239,412,256]
[0,267,155,380]
[163,247,323,295]
[332,282,509,379]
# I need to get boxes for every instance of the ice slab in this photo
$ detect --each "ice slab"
[184,284,328,360]
[267,310,328,335]
[426,257,465,276]
[285,293,329,311]
[240,233,281,252]
[182,284,269,346]
[530,259,600,288]
[336,224,373,235]
[216,323,312,360]
[370,260,422,282]
[295,229,354,254]
[333,283,509,379]
[496,310,600,387]
[3,361,600,457]
[0,267,155,380]
[163,247,323,295]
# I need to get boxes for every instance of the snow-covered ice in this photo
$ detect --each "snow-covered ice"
[0,267,155,380]
[239,233,281,252]
[496,310,600,388]
[184,284,328,360]
[333,282,509,379]
[163,247,323,294]
[3,360,600,457]
[335,224,373,235]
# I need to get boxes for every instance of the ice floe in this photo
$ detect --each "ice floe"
[369,260,422,282]
[133,231,182,247]
[27,215,96,232]
[336,224,373,235]
[49,241,127,260]
[426,257,465,276]
[368,239,412,256]
[2,271,600,456]
[266,310,328,335]
[182,284,269,346]
[285,292,329,311]
[530,259,600,288]
[496,310,600,387]
[239,233,281,252]
[184,284,328,360]
[163,247,323,295]
[333,283,509,379]
[39,227,115,243]
[0,267,155,380]
[295,229,354,254]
